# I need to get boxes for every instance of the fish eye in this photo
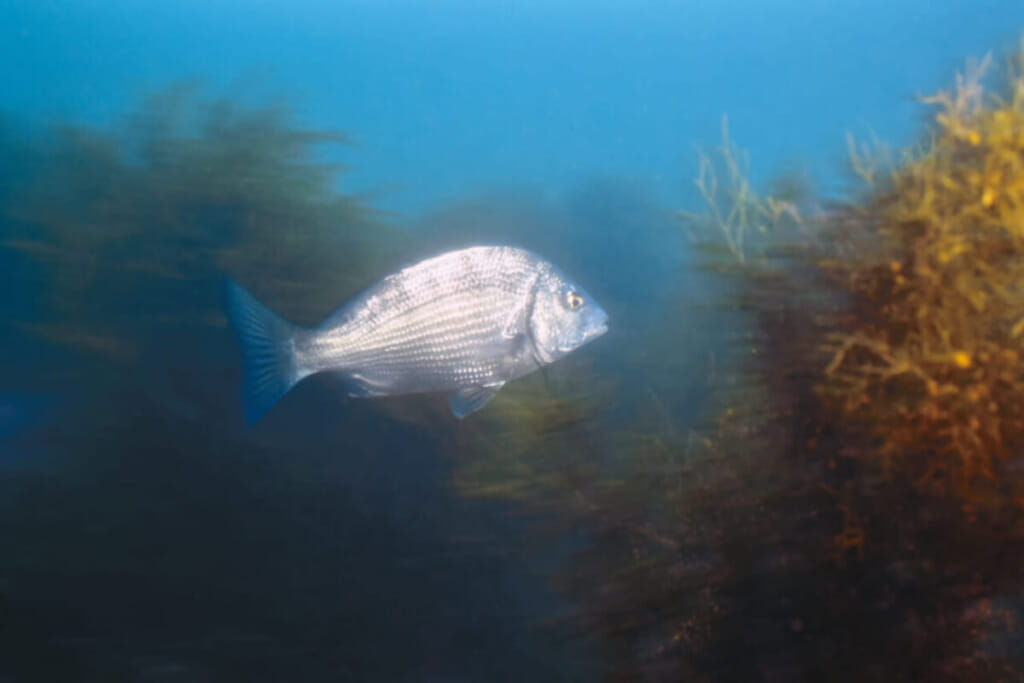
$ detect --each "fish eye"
[566,291,584,310]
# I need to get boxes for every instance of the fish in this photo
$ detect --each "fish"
[226,245,609,422]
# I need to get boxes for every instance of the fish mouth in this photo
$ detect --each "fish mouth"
[559,321,608,354]
[585,316,609,340]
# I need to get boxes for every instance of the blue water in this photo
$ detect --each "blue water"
[2,1,1023,681]
[6,0,1021,214]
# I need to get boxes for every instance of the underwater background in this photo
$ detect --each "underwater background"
[3,1,1024,681]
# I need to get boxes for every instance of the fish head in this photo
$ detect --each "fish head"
[529,267,609,364]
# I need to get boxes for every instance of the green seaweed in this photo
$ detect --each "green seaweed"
[0,86,594,682]
[1,83,404,416]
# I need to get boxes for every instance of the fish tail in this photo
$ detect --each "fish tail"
[226,280,304,424]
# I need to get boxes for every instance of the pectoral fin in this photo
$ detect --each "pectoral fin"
[449,384,504,418]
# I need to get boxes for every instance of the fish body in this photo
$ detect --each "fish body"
[227,246,608,422]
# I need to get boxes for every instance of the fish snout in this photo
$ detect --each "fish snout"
[586,305,609,340]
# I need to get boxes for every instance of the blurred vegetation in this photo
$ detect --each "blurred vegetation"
[448,39,1024,681]
[1,83,403,420]
[0,86,599,682]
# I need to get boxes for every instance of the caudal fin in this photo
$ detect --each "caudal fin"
[226,280,303,424]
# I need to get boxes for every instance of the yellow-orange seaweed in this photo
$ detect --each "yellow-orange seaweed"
[820,44,1024,501]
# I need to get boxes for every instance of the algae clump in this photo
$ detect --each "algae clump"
[446,39,1024,681]
[1,84,402,419]
[820,47,1024,499]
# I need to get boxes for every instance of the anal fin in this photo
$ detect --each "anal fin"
[450,384,504,418]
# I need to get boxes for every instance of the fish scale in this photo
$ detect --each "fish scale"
[227,245,608,421]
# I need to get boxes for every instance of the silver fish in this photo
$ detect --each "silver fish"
[227,245,608,422]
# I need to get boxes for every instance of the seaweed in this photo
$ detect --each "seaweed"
[650,40,1024,680]
[1,83,403,419]
[447,38,1024,681]
[1,87,587,682]
[819,46,1024,497]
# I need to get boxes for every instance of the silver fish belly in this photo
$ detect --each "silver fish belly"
[227,246,608,422]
